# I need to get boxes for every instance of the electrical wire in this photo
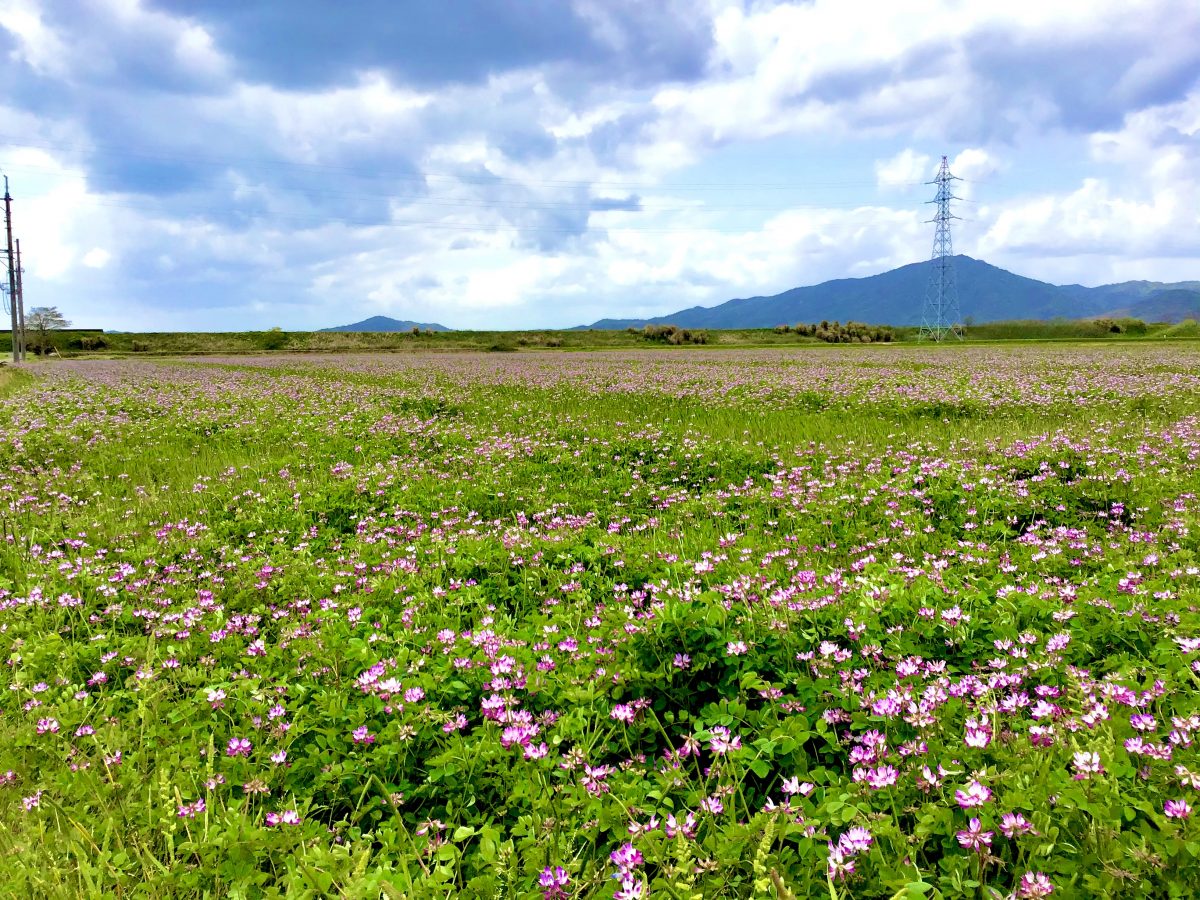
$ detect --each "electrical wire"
[0,135,934,191]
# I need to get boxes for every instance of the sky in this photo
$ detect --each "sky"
[0,0,1198,331]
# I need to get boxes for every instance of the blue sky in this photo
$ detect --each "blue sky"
[1,0,1198,330]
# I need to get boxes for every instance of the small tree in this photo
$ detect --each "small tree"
[25,306,72,355]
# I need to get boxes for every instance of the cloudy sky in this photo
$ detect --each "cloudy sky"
[1,0,1198,330]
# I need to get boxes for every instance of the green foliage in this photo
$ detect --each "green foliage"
[3,346,1200,896]
[259,327,288,351]
[641,324,710,345]
[794,320,894,343]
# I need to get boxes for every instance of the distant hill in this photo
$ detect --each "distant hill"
[321,316,450,332]
[1093,289,1200,323]
[578,257,1200,329]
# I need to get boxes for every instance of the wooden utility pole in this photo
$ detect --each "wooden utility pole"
[15,239,24,362]
[4,176,16,363]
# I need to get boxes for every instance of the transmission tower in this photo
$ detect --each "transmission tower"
[918,156,963,341]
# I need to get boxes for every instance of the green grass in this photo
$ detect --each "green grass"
[0,365,32,396]
[4,346,1200,897]
[1,316,1191,359]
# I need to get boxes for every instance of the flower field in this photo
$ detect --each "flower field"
[4,345,1200,898]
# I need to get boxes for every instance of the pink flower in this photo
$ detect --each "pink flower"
[1000,812,1035,837]
[838,826,873,854]
[539,865,569,899]
[726,641,748,656]
[781,776,815,796]
[177,798,206,819]
[1165,799,1192,820]
[1017,872,1054,898]
[1072,751,1103,780]
[827,843,856,880]
[266,809,301,827]
[664,812,697,839]
[964,720,991,749]
[609,842,643,873]
[351,726,376,745]
[524,742,549,760]
[226,737,252,757]
[708,726,742,755]
[954,780,992,809]
[956,817,993,852]
[865,764,898,789]
[610,704,636,724]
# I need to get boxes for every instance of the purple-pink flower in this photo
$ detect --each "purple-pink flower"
[956,817,993,852]
[1017,872,1054,898]
[955,780,992,808]
[226,737,252,757]
[539,865,569,899]
[1165,799,1192,820]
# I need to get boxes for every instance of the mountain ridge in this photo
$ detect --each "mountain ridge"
[578,257,1200,329]
[321,316,450,332]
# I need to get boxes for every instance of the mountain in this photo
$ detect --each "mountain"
[321,316,450,332]
[579,257,1200,329]
[1097,289,1200,322]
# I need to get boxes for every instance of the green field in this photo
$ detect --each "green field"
[3,345,1200,898]
[2,315,1195,359]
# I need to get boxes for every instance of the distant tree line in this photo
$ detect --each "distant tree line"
[777,320,895,343]
[629,324,710,345]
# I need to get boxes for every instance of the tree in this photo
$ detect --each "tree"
[25,306,71,355]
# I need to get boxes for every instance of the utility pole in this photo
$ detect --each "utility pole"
[4,176,17,363]
[15,239,25,362]
[918,156,964,341]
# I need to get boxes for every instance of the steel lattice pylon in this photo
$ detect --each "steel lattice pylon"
[918,156,963,341]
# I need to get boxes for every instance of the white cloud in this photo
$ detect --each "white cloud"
[972,88,1200,283]
[875,149,931,190]
[0,0,70,77]
[3,0,1199,327]
[82,248,111,268]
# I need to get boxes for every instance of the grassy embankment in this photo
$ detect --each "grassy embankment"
[2,316,1199,358]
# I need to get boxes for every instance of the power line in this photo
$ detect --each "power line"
[22,192,919,235]
[0,135,933,191]
[0,165,916,214]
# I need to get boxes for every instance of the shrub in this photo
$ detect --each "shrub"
[260,328,288,351]
[80,335,110,351]
[642,324,708,345]
[796,320,894,344]
[131,340,150,352]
